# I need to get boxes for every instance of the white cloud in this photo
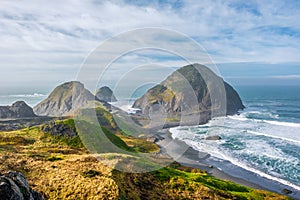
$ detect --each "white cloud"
[0,0,300,90]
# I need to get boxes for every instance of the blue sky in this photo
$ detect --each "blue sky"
[0,0,300,93]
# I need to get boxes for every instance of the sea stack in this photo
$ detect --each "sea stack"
[95,86,117,102]
[33,81,97,117]
[0,101,37,119]
[133,64,244,125]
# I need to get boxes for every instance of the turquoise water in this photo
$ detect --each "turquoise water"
[170,85,300,193]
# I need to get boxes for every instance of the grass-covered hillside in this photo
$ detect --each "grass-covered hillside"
[0,109,290,199]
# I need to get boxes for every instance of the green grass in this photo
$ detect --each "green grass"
[152,166,288,200]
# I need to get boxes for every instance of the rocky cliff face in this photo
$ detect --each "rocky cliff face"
[133,64,244,124]
[0,171,44,200]
[0,101,37,119]
[95,86,117,102]
[33,81,97,117]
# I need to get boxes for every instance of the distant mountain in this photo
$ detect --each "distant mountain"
[133,64,244,124]
[0,101,37,119]
[33,81,97,117]
[95,86,117,102]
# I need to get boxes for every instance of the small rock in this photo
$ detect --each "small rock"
[281,188,292,195]
[205,135,222,140]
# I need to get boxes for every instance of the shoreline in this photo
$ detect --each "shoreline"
[154,128,300,199]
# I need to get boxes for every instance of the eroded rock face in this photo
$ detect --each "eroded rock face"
[95,86,117,102]
[0,101,37,119]
[33,81,97,117]
[133,64,244,124]
[0,171,44,200]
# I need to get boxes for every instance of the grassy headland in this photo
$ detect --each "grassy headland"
[0,112,291,199]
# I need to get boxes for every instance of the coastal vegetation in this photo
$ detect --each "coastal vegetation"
[0,117,290,199]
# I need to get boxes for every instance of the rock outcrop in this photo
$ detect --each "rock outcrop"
[0,171,44,200]
[41,121,77,137]
[133,64,244,124]
[33,81,97,117]
[95,86,117,102]
[0,101,37,119]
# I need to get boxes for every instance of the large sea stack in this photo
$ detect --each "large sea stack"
[133,64,244,125]
[33,81,97,117]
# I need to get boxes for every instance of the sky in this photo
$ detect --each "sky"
[0,0,300,94]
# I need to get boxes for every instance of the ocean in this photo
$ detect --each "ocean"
[170,85,300,194]
[0,93,47,107]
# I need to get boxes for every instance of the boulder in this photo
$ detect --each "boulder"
[0,171,44,200]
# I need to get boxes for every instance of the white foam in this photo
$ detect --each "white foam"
[213,150,300,192]
[263,120,300,128]
[8,93,46,98]
[247,130,300,145]
[228,115,249,121]
[169,116,300,192]
[185,139,300,192]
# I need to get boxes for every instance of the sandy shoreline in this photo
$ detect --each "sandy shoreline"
[154,128,299,199]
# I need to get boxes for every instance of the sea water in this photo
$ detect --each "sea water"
[170,85,300,193]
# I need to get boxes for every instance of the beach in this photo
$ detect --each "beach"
[154,128,300,199]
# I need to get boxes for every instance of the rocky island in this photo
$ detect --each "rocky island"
[133,64,244,126]
[95,86,117,102]
[33,81,99,117]
[0,101,37,119]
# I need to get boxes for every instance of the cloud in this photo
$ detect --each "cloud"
[0,0,300,90]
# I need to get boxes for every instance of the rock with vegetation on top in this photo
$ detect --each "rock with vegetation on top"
[0,101,37,119]
[0,171,44,200]
[95,86,117,102]
[133,64,244,125]
[41,121,77,137]
[33,81,97,117]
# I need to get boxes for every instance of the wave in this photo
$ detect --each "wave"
[7,93,47,98]
[210,150,300,192]
[178,138,300,192]
[246,130,300,145]
[229,115,300,128]
[263,120,300,128]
